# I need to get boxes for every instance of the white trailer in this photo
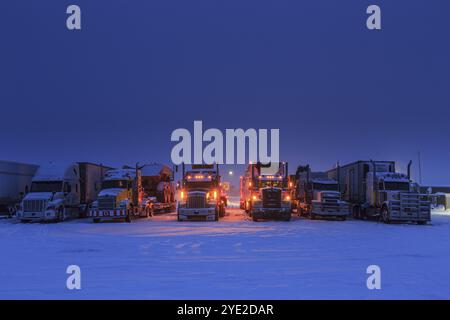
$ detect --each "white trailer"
[0,160,39,217]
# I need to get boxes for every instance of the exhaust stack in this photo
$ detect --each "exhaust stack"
[407,160,412,180]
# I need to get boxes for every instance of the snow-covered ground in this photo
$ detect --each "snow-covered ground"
[1,206,450,300]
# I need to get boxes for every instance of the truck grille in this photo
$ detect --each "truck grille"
[98,196,116,210]
[262,188,281,208]
[322,193,339,204]
[187,193,206,209]
[389,193,431,220]
[23,200,46,212]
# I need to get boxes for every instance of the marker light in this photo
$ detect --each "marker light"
[252,195,257,201]
[181,191,185,200]
[213,191,217,200]
[285,195,291,201]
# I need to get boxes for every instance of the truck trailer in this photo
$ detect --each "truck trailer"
[294,165,349,220]
[240,162,292,221]
[16,162,108,222]
[141,164,176,213]
[90,166,152,223]
[327,160,431,224]
[177,164,226,221]
[0,160,39,217]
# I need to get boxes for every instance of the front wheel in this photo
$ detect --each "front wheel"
[381,206,390,224]
[125,211,132,223]
[352,206,361,219]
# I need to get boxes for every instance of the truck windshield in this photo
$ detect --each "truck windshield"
[102,180,129,189]
[30,181,63,193]
[312,183,338,191]
[384,182,410,191]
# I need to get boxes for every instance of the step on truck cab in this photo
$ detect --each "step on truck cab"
[141,164,176,214]
[327,160,431,224]
[177,164,226,221]
[0,160,39,217]
[240,162,292,221]
[16,162,108,222]
[90,165,151,223]
[294,165,349,220]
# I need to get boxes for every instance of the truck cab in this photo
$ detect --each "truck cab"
[90,167,150,222]
[295,165,349,220]
[177,164,225,221]
[16,163,80,222]
[241,162,292,221]
[366,170,430,223]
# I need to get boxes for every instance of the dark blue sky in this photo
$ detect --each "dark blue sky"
[1,1,449,185]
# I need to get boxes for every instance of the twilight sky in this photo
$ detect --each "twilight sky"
[1,0,449,186]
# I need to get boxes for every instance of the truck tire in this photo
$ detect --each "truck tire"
[252,215,258,222]
[283,214,291,221]
[219,205,226,217]
[125,211,132,223]
[352,206,361,220]
[93,218,100,223]
[417,221,427,225]
[56,207,64,222]
[381,206,390,224]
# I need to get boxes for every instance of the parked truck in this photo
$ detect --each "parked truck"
[141,164,176,214]
[327,160,431,224]
[240,162,292,221]
[16,162,108,222]
[177,164,226,221]
[0,160,39,217]
[294,165,349,220]
[90,166,152,223]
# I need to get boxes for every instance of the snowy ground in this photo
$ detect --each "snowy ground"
[1,204,450,299]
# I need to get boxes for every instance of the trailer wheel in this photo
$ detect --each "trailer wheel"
[93,218,100,223]
[381,206,390,224]
[417,221,427,225]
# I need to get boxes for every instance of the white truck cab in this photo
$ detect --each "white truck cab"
[16,163,80,222]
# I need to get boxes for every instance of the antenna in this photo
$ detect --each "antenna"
[418,151,423,184]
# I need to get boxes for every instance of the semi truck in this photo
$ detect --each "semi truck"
[240,162,292,221]
[177,164,226,221]
[294,165,349,220]
[327,160,431,224]
[16,162,108,222]
[0,160,39,217]
[141,164,176,213]
[90,166,152,223]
